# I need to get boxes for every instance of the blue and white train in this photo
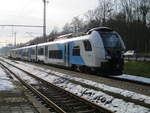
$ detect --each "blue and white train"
[10,27,125,75]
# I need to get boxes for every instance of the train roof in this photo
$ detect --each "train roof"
[37,34,90,46]
[12,44,36,51]
[11,34,90,51]
[87,27,113,34]
[13,26,111,51]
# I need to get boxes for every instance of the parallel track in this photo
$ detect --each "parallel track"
[0,59,114,113]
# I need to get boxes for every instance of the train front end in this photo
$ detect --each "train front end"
[101,28,125,75]
[88,27,125,75]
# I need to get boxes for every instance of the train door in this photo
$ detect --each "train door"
[35,46,38,62]
[82,40,93,66]
[45,45,48,63]
[45,46,48,57]
[68,43,70,65]
[28,48,32,61]
[64,43,70,66]
[64,44,66,65]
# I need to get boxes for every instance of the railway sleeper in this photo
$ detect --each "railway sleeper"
[45,96,72,101]
[55,99,78,104]
[72,105,92,110]
[39,89,66,95]
[48,94,69,97]
[63,102,85,106]
[52,96,73,100]
[54,98,76,103]
[39,91,65,96]
[77,109,97,113]
[47,108,58,113]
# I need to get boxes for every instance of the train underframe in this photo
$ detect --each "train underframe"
[98,58,124,75]
[70,58,124,75]
[9,56,124,76]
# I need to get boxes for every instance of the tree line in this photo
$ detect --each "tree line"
[20,0,150,54]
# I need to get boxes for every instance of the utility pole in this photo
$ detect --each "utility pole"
[43,0,47,42]
[0,25,43,47]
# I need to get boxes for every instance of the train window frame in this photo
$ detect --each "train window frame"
[22,49,28,56]
[38,48,44,55]
[72,46,80,56]
[49,50,62,59]
[83,40,92,51]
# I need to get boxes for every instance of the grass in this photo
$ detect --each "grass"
[124,61,150,78]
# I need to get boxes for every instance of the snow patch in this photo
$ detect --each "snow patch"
[0,66,15,91]
[114,74,150,84]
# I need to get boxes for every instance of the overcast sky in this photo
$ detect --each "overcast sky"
[0,0,98,47]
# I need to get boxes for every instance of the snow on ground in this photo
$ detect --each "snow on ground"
[0,62,38,85]
[0,59,150,113]
[0,66,15,91]
[113,74,150,85]
[7,60,150,105]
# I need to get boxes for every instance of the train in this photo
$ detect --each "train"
[10,27,125,75]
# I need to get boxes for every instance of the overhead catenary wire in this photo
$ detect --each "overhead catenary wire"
[0,25,43,28]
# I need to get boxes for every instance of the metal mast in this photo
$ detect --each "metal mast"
[43,0,47,42]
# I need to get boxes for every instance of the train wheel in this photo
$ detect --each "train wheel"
[71,65,77,71]
[79,66,88,73]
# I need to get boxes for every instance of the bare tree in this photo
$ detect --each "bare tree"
[84,10,96,22]
[96,0,113,24]
[120,0,134,22]
[70,17,84,33]
[139,0,150,26]
[62,23,72,33]
[49,27,59,36]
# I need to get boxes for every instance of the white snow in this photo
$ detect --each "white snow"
[0,66,15,91]
[0,62,38,85]
[113,74,150,85]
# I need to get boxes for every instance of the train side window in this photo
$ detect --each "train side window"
[73,46,80,56]
[38,48,44,55]
[83,40,92,51]
[49,50,62,59]
[23,49,28,56]
[31,49,35,55]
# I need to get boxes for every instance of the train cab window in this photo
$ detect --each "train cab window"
[73,46,80,56]
[83,40,92,51]
[49,50,62,59]
[38,48,44,55]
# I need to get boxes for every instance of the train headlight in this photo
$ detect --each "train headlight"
[105,55,111,60]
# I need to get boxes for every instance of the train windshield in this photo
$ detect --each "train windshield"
[100,32,123,49]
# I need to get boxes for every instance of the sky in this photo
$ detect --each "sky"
[0,0,98,47]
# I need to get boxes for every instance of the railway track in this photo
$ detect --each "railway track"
[1,58,150,106]
[0,59,114,113]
